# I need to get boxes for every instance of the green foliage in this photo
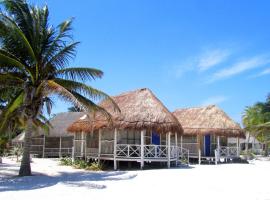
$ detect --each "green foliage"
[60,158,103,171]
[242,94,270,156]
[73,159,89,169]
[60,157,73,166]
[10,145,23,161]
[85,161,103,171]
[0,136,8,155]
[0,0,118,176]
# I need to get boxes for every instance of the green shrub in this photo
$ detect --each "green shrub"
[60,158,104,171]
[73,159,89,169]
[86,161,103,171]
[10,145,23,162]
[60,157,73,166]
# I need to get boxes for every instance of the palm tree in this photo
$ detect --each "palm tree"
[0,0,118,176]
[242,101,270,156]
[242,105,263,153]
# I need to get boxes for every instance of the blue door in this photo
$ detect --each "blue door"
[204,134,211,156]
[152,132,160,145]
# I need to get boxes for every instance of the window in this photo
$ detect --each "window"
[86,130,98,148]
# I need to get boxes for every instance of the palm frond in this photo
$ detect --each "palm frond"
[0,91,24,132]
[56,67,103,82]
[71,91,113,124]
[46,42,79,69]
[0,12,36,62]
[45,80,83,109]
[54,78,120,112]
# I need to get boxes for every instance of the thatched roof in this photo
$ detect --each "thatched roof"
[173,105,244,138]
[12,132,25,143]
[12,112,84,142]
[42,112,85,137]
[68,88,183,134]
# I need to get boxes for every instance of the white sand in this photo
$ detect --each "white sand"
[0,158,270,200]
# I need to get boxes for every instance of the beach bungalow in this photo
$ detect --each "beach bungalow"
[173,105,245,164]
[12,112,84,157]
[67,88,186,169]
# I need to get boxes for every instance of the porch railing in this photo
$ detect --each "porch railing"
[215,146,240,164]
[115,144,189,163]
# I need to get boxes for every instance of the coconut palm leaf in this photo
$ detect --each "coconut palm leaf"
[56,67,103,81]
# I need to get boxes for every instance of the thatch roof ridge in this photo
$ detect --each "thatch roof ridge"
[68,88,183,134]
[173,105,244,137]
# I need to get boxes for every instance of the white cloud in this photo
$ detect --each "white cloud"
[198,49,230,71]
[172,48,231,78]
[208,55,270,83]
[251,68,270,78]
[201,96,228,106]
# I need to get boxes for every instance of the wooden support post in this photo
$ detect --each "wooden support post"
[72,135,75,162]
[198,149,201,165]
[59,137,62,158]
[84,134,87,161]
[42,135,46,158]
[167,132,171,168]
[217,136,220,150]
[197,135,201,165]
[114,128,118,170]
[98,129,102,164]
[81,132,84,157]
[175,132,178,166]
[217,136,221,160]
[140,130,145,169]
[237,137,240,157]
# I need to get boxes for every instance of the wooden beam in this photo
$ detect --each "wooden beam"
[140,130,145,169]
[81,132,84,157]
[84,133,87,161]
[98,129,102,163]
[167,132,171,168]
[175,132,178,166]
[59,137,62,158]
[72,135,75,162]
[42,135,46,158]
[237,137,240,157]
[217,136,220,150]
[114,128,118,170]
[197,135,201,165]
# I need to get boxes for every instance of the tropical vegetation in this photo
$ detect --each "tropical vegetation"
[242,95,270,156]
[0,0,117,176]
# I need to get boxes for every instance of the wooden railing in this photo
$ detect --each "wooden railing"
[115,144,189,163]
[214,146,240,164]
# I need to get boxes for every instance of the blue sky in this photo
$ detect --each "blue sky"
[32,0,270,124]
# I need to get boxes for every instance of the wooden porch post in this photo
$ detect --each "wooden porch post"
[42,135,46,158]
[197,135,201,165]
[175,132,178,166]
[167,132,171,168]
[237,137,240,157]
[114,128,118,170]
[59,137,62,158]
[98,129,102,164]
[140,130,145,169]
[72,134,75,162]
[81,132,84,157]
[84,134,87,161]
[217,136,220,150]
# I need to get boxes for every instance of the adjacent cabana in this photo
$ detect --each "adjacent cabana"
[12,112,84,157]
[173,105,244,164]
[68,88,184,169]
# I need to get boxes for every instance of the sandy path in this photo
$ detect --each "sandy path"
[0,158,270,200]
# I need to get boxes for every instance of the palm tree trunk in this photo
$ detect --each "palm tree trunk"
[19,119,33,176]
[245,133,250,153]
[264,142,269,157]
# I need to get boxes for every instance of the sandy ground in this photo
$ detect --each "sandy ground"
[0,158,270,200]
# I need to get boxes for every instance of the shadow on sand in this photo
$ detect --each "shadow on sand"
[0,170,137,192]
